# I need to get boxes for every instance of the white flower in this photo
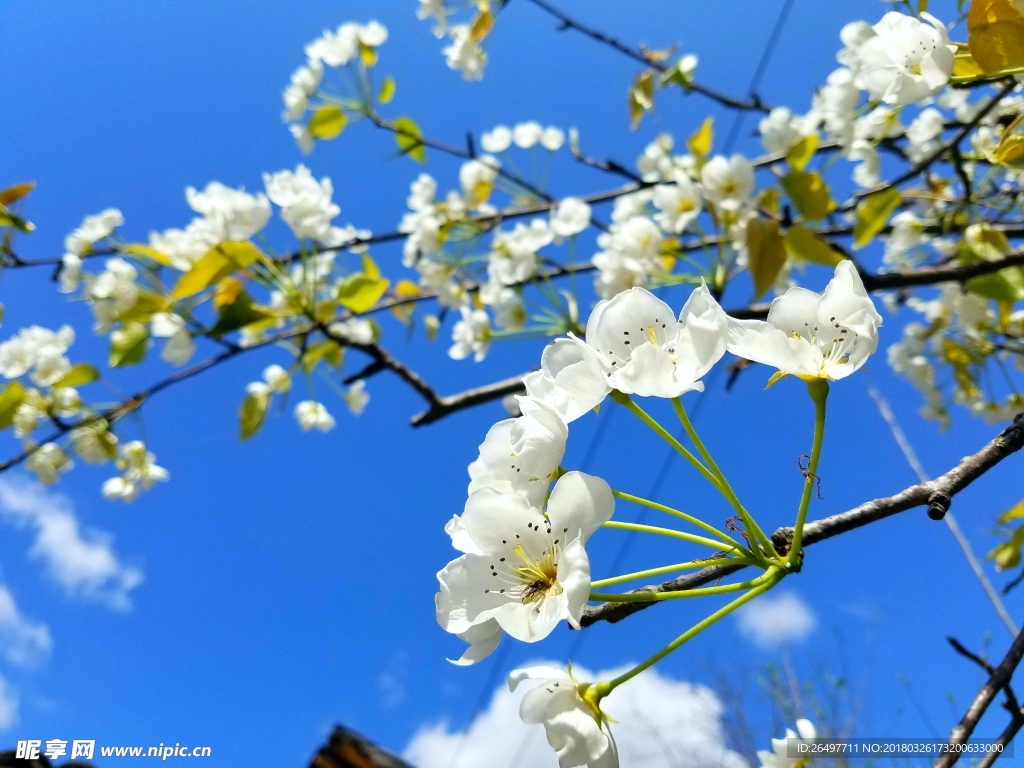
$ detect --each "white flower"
[583,283,728,398]
[541,126,566,151]
[59,253,82,294]
[88,258,139,330]
[459,157,499,208]
[481,125,512,153]
[119,440,169,491]
[26,443,73,486]
[0,325,75,384]
[592,214,664,299]
[727,261,882,380]
[884,211,928,270]
[263,165,341,243]
[759,107,816,154]
[467,396,567,508]
[281,59,323,122]
[700,155,755,213]
[343,380,369,415]
[418,0,448,37]
[64,208,124,256]
[358,21,388,47]
[489,219,552,284]
[449,307,491,362]
[509,666,617,768]
[305,24,364,67]
[52,387,81,417]
[294,400,336,432]
[262,364,291,393]
[328,318,375,345]
[436,471,614,645]
[758,719,817,768]
[847,140,880,188]
[71,424,116,464]
[185,182,271,242]
[149,215,224,272]
[513,121,544,149]
[480,284,526,329]
[524,338,611,424]
[13,403,43,438]
[652,178,703,234]
[843,12,954,106]
[444,24,487,81]
[101,476,138,502]
[151,313,195,366]
[551,198,592,239]
[290,124,315,155]
[905,107,945,162]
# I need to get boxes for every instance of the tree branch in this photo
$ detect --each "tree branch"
[411,371,531,426]
[309,726,413,768]
[936,627,1024,768]
[581,413,1024,627]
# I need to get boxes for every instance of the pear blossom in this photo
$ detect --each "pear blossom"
[262,364,291,393]
[813,68,860,144]
[905,107,945,163]
[541,126,566,151]
[489,219,552,284]
[652,178,703,234]
[512,122,544,149]
[185,182,271,242]
[151,313,195,366]
[481,125,513,153]
[509,666,617,768]
[64,208,124,257]
[71,424,116,465]
[149,215,224,271]
[87,258,139,332]
[304,22,384,67]
[0,325,75,385]
[583,283,729,398]
[418,0,448,37]
[459,157,499,208]
[524,338,611,424]
[592,214,664,299]
[467,396,567,507]
[263,165,342,243]
[758,107,817,155]
[443,24,486,80]
[436,471,614,645]
[758,719,817,768]
[551,198,592,239]
[13,403,43,439]
[294,400,336,432]
[636,133,693,183]
[700,155,755,214]
[727,261,883,380]
[59,254,82,294]
[481,284,526,329]
[841,12,954,106]
[449,307,491,362]
[26,443,73,486]
[847,140,881,188]
[343,380,369,416]
[282,59,323,122]
[883,211,928,270]
[102,440,169,502]
[52,387,81,417]
[101,476,138,503]
[328,318,375,345]
[290,124,315,155]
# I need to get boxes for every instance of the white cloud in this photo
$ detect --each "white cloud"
[0,478,143,611]
[735,591,816,648]
[0,675,19,730]
[0,585,51,667]
[404,661,748,768]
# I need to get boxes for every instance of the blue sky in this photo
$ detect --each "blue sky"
[1,0,1023,765]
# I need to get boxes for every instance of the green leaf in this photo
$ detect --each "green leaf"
[210,292,273,336]
[171,242,265,300]
[780,171,835,221]
[109,322,150,367]
[239,391,269,440]
[783,225,846,267]
[392,117,426,163]
[0,382,27,431]
[746,219,787,300]
[308,106,348,140]
[0,206,34,233]
[786,134,819,171]
[378,76,396,105]
[337,273,391,313]
[53,363,100,389]
[967,267,1024,301]
[301,339,344,373]
[853,187,901,250]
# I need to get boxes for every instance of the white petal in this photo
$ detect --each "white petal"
[726,319,823,377]
[546,471,615,543]
[450,619,502,666]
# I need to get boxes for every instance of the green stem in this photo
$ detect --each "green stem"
[671,396,776,560]
[602,521,742,554]
[591,570,772,602]
[789,379,828,566]
[601,568,783,694]
[611,490,749,554]
[591,557,753,588]
[610,391,721,490]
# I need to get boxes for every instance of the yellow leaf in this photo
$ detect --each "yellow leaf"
[0,382,27,431]
[999,500,1024,524]
[786,134,819,171]
[391,279,420,323]
[952,42,987,78]
[215,240,266,268]
[687,117,714,159]
[992,114,1024,167]
[240,390,269,441]
[109,322,150,367]
[121,243,178,268]
[359,41,378,67]
[392,116,426,163]
[853,187,901,250]
[361,253,382,280]
[337,274,391,313]
[378,76,396,105]
[746,219,787,300]
[783,225,846,267]
[53,363,100,389]
[118,290,171,323]
[765,370,788,390]
[629,70,656,130]
[758,187,780,216]
[780,171,835,221]
[988,539,1022,570]
[918,0,929,12]
[171,249,234,300]
[214,277,245,310]
[302,340,344,372]
[0,182,35,207]
[308,106,348,140]
[470,10,494,42]
[968,0,1024,73]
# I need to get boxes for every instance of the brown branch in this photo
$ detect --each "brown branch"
[411,371,531,427]
[936,627,1024,768]
[309,726,413,768]
[581,413,1024,627]
[523,0,769,113]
